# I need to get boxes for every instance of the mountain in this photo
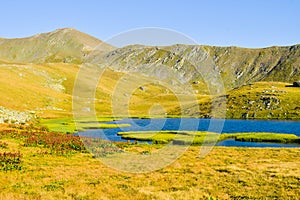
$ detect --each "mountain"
[1,28,299,89]
[90,44,300,91]
[0,28,299,121]
[0,28,115,64]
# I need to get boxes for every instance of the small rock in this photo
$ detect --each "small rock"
[248,101,255,105]
[241,113,248,119]
[139,86,146,91]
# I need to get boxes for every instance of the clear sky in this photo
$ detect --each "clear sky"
[0,0,299,47]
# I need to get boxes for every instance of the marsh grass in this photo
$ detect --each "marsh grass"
[40,117,130,133]
[223,132,300,144]
[118,131,300,145]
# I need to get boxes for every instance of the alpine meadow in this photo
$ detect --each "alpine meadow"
[0,25,300,200]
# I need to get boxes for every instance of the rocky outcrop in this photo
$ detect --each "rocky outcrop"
[0,106,35,124]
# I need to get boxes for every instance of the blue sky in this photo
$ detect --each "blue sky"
[0,0,299,47]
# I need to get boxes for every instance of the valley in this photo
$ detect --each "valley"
[0,28,299,199]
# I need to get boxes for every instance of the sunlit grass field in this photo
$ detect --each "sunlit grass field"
[0,124,299,199]
[1,60,300,199]
[2,59,299,120]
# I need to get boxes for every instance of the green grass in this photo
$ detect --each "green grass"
[119,131,223,145]
[223,132,300,143]
[0,124,300,199]
[224,82,300,119]
[118,131,300,145]
[78,123,131,130]
[1,58,299,120]
[39,117,130,133]
[170,82,300,119]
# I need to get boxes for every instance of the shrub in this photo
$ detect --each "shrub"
[1,124,86,155]
[0,141,8,149]
[23,132,86,155]
[0,151,22,171]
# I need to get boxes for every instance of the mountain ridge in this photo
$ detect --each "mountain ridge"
[0,28,115,64]
[90,43,300,91]
[1,28,299,90]
[0,28,299,120]
[1,28,299,49]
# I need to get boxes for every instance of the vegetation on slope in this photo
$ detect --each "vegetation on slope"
[0,124,299,199]
[0,28,114,64]
[0,28,299,121]
[94,44,300,91]
[170,82,300,119]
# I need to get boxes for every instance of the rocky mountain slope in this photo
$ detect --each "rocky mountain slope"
[0,28,114,64]
[0,28,299,121]
[91,44,300,91]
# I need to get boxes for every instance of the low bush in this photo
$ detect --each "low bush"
[0,151,22,171]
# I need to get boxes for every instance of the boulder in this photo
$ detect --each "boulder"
[293,81,300,87]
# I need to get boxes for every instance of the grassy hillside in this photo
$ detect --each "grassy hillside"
[0,60,193,119]
[0,28,114,64]
[207,45,300,87]
[225,82,300,119]
[0,28,299,121]
[0,29,299,200]
[92,44,300,91]
[0,61,77,118]
[169,82,300,119]
[0,63,299,121]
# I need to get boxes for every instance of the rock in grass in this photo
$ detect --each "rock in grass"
[139,86,146,91]
[0,106,34,124]
[293,81,300,87]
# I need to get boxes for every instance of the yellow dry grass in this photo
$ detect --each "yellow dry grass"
[0,126,299,200]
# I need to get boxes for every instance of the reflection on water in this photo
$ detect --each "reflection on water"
[216,139,300,148]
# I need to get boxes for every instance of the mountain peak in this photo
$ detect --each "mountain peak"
[0,28,115,63]
[51,27,88,36]
[55,27,77,31]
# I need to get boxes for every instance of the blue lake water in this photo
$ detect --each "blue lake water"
[79,118,300,148]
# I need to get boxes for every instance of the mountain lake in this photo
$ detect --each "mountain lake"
[79,118,300,148]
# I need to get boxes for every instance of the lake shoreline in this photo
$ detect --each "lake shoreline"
[76,118,300,148]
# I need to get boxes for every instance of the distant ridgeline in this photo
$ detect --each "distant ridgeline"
[0,28,299,89]
[0,28,299,120]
